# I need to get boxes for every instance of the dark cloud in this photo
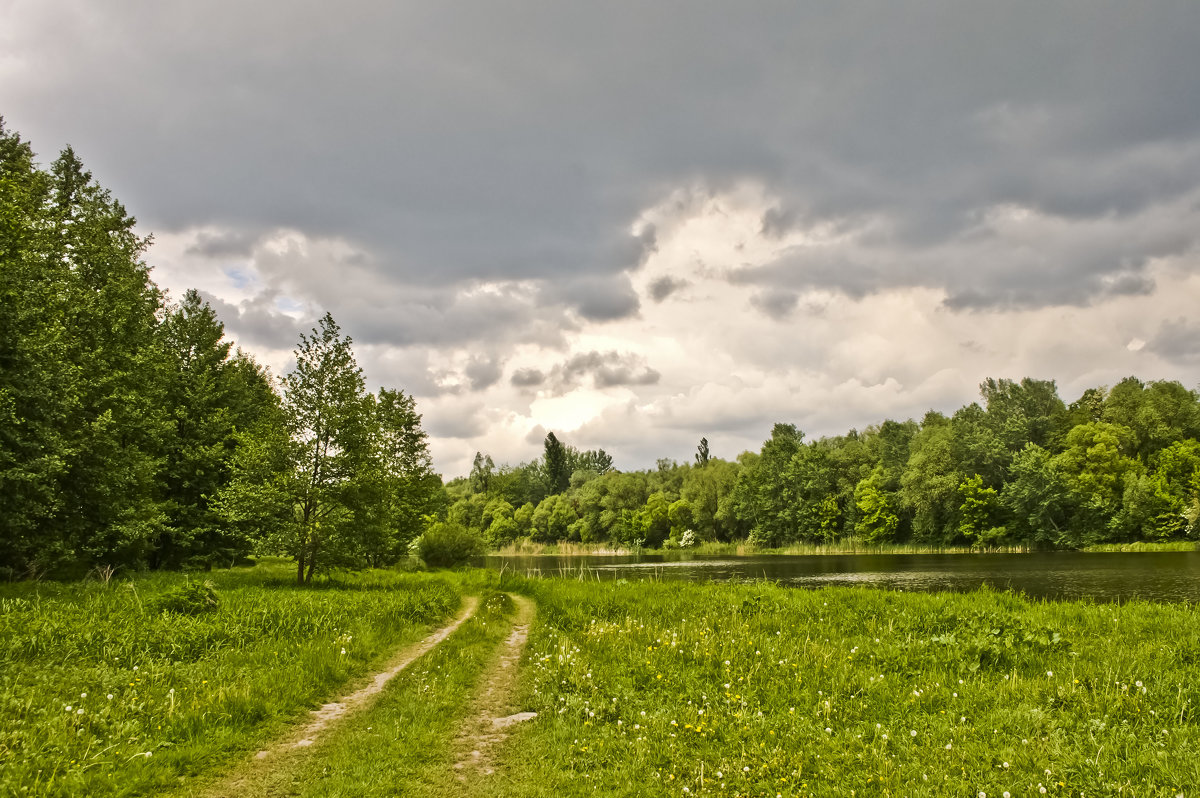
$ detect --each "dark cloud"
[551,351,660,392]
[750,288,799,320]
[7,1,1200,315]
[199,290,303,351]
[647,275,688,302]
[510,368,546,388]
[425,406,488,439]
[1147,318,1200,365]
[544,275,641,322]
[760,207,798,239]
[464,355,504,391]
[185,229,261,259]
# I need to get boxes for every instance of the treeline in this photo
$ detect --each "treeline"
[0,121,439,581]
[451,377,1200,550]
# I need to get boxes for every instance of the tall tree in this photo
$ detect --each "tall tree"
[543,432,570,495]
[155,289,277,569]
[0,124,169,574]
[695,437,710,468]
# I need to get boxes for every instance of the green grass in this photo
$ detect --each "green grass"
[0,562,462,797]
[6,564,1199,797]
[492,540,1040,557]
[1082,541,1199,553]
[473,577,1200,797]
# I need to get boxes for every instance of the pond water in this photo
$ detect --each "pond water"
[478,550,1200,603]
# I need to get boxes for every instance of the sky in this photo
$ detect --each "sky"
[4,1,1200,477]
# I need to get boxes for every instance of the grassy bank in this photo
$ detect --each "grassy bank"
[481,577,1198,797]
[493,541,1035,557]
[494,540,1198,557]
[1082,541,1199,553]
[0,562,462,797]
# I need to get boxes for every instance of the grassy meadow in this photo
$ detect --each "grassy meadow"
[483,577,1199,798]
[2,562,1199,797]
[0,561,462,797]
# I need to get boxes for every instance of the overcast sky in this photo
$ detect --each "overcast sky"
[4,1,1200,476]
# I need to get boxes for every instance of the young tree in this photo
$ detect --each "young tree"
[222,314,371,583]
[695,437,711,468]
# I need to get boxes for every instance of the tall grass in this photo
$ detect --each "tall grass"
[491,540,1041,557]
[1083,541,1198,553]
[0,562,460,797]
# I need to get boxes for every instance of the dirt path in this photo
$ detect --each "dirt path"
[196,596,479,797]
[451,593,537,780]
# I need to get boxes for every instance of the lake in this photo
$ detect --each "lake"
[479,550,1200,603]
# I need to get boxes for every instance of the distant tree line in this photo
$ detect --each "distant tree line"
[0,120,439,581]
[451,377,1200,550]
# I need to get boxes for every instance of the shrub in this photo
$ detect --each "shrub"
[416,522,485,568]
[148,580,219,615]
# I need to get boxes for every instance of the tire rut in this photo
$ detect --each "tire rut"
[197,596,479,797]
[451,594,537,780]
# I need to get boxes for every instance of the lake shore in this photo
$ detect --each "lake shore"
[492,539,1198,557]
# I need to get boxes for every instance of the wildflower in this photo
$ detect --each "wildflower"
[80,693,87,698]
[910,730,917,737]
[107,694,113,700]
[1047,671,1053,677]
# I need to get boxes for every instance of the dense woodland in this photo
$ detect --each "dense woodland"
[450,376,1200,551]
[0,122,440,581]
[4,120,1200,583]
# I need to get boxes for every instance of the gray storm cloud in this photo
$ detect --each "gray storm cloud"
[6,0,1200,475]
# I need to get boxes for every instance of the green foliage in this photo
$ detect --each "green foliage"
[416,521,485,568]
[146,579,219,615]
[543,432,570,495]
[957,474,1002,545]
[854,470,899,544]
[930,609,1068,671]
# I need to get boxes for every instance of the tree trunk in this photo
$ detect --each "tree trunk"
[296,554,306,585]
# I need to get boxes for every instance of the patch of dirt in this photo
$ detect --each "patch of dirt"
[451,594,537,779]
[197,596,479,797]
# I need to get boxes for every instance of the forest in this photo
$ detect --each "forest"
[4,119,1200,584]
[448,375,1200,551]
[0,121,441,582]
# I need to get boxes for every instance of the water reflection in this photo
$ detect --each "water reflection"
[479,550,1200,603]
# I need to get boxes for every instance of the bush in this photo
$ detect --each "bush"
[416,522,485,568]
[148,580,219,615]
